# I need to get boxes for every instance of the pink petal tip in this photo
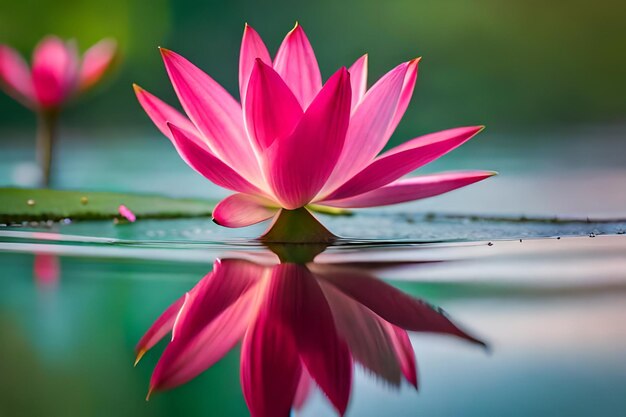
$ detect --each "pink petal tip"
[118,205,136,222]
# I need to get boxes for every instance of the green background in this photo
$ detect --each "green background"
[1,0,625,144]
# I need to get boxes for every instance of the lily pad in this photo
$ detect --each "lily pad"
[0,188,216,223]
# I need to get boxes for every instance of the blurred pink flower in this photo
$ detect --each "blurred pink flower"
[0,36,117,187]
[135,23,495,228]
[0,36,116,110]
[135,258,483,416]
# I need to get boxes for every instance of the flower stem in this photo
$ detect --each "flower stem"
[36,111,58,188]
[260,207,337,244]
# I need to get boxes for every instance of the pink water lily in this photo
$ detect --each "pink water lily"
[0,36,117,186]
[0,36,116,110]
[135,257,484,416]
[134,23,495,230]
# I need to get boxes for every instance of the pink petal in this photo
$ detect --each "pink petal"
[156,289,255,391]
[320,280,402,387]
[170,260,261,344]
[78,38,116,91]
[244,59,303,151]
[323,126,484,201]
[266,67,351,209]
[135,294,186,364]
[273,23,322,108]
[118,205,136,222]
[160,48,261,181]
[269,264,352,415]
[133,84,207,149]
[386,58,420,139]
[384,323,418,388]
[314,265,485,346]
[241,301,302,417]
[322,171,496,208]
[293,369,314,410]
[239,24,271,102]
[151,260,262,390]
[322,61,409,195]
[348,54,368,111]
[167,122,263,195]
[32,36,79,108]
[212,193,279,228]
[0,45,35,105]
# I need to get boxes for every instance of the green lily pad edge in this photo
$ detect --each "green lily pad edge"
[0,188,353,223]
[0,187,217,223]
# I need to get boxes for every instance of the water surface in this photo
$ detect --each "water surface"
[1,128,625,416]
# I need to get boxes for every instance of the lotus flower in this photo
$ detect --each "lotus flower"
[134,23,495,235]
[0,36,117,186]
[135,255,484,416]
[0,36,116,110]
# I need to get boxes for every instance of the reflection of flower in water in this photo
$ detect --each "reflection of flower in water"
[136,255,484,416]
[33,254,60,287]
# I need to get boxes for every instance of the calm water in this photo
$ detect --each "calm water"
[1,234,625,417]
[1,127,626,416]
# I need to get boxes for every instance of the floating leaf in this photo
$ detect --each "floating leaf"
[0,188,216,222]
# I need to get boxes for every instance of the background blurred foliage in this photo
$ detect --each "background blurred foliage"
[0,0,625,141]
